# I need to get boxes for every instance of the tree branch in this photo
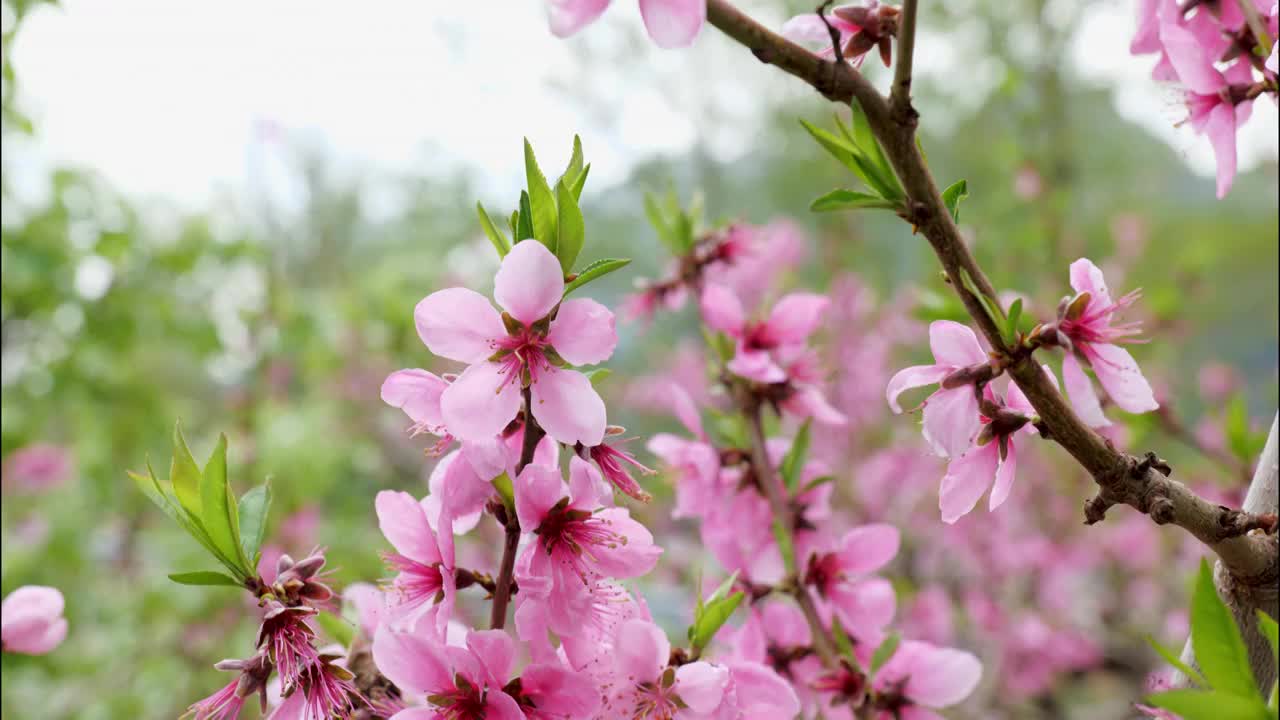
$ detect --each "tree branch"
[490,387,544,630]
[889,0,919,124]
[704,0,1278,614]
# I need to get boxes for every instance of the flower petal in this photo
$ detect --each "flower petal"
[1068,258,1112,307]
[547,298,617,366]
[467,629,516,688]
[675,662,730,713]
[699,283,745,336]
[836,524,900,576]
[1205,101,1238,199]
[638,0,706,48]
[939,443,999,524]
[727,346,788,383]
[376,490,442,566]
[381,369,448,429]
[371,623,452,696]
[921,387,981,458]
[762,292,829,344]
[1084,343,1159,413]
[831,577,897,640]
[415,288,505,363]
[1062,353,1110,428]
[515,463,567,532]
[494,240,565,325]
[728,662,802,720]
[546,0,611,37]
[904,645,983,708]
[928,321,986,367]
[1159,21,1225,95]
[988,439,1018,511]
[614,618,668,683]
[886,365,951,413]
[440,361,523,442]
[530,366,607,446]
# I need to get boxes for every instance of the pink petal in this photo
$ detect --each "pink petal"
[460,437,508,482]
[381,369,448,429]
[371,624,452,696]
[638,0,706,48]
[2,585,64,624]
[483,691,528,720]
[530,366,607,446]
[1062,353,1110,427]
[376,490,442,566]
[831,578,897,639]
[343,582,387,637]
[1159,21,1225,95]
[1004,364,1054,416]
[699,283,745,336]
[427,451,490,542]
[1204,102,1238,199]
[987,439,1018,511]
[836,524,901,576]
[440,361,523,442]
[546,0,611,37]
[904,645,983,708]
[921,387,981,458]
[494,240,565,325]
[515,463,567,531]
[568,455,603,508]
[520,663,602,718]
[666,382,706,439]
[727,346,788,383]
[547,298,617,366]
[886,365,951,413]
[467,629,516,687]
[1084,343,1159,413]
[928,321,986,367]
[614,618,668,683]
[781,385,848,426]
[728,662,801,719]
[414,287,505,364]
[939,443,999,523]
[588,508,662,578]
[762,292,829,344]
[781,14,840,45]
[1068,258,1112,307]
[675,662,730,713]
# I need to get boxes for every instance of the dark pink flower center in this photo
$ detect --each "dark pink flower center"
[494,328,555,392]
[536,505,627,580]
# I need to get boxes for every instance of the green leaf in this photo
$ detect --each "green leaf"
[516,192,535,242]
[170,421,203,518]
[869,632,901,676]
[491,472,515,506]
[476,203,512,258]
[1256,610,1278,666]
[238,480,272,567]
[554,179,585,272]
[569,163,590,201]
[583,368,612,386]
[1225,396,1253,463]
[316,611,356,647]
[690,591,745,652]
[644,192,678,253]
[168,571,243,587]
[1004,298,1023,346]
[799,119,898,200]
[706,571,740,605]
[801,475,835,494]
[563,257,631,297]
[942,180,968,222]
[1191,558,1257,698]
[958,268,1006,328]
[1146,689,1269,720]
[523,138,558,247]
[559,135,585,191]
[843,102,902,199]
[829,616,857,664]
[130,465,227,566]
[1146,635,1208,688]
[780,420,812,493]
[200,433,249,578]
[771,517,795,575]
[809,189,898,213]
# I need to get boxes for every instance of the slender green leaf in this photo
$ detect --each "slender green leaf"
[523,138,558,247]
[771,517,795,575]
[559,135,584,190]
[780,420,812,493]
[168,571,243,587]
[554,180,584,272]
[1256,610,1278,666]
[569,163,590,201]
[1191,559,1257,698]
[690,591,745,651]
[810,189,898,213]
[959,268,1005,328]
[829,616,857,664]
[516,192,535,242]
[1146,689,1269,720]
[1225,396,1253,462]
[491,472,515,506]
[799,119,898,200]
[644,192,678,252]
[869,632,901,676]
[200,433,248,578]
[706,571,740,604]
[1004,298,1023,345]
[476,203,511,258]
[170,421,203,518]
[801,475,835,494]
[317,611,356,647]
[844,101,902,199]
[583,368,612,386]
[238,480,272,567]
[130,466,227,567]
[1146,635,1208,688]
[942,180,968,222]
[563,257,630,296]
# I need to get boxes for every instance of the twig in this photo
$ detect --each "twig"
[1236,0,1274,55]
[489,387,544,629]
[889,0,919,124]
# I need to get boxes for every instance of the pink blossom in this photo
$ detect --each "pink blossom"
[414,240,615,447]
[871,640,982,718]
[1159,21,1256,198]
[186,680,247,720]
[2,444,73,493]
[1,585,67,655]
[517,661,602,719]
[586,438,657,502]
[938,374,1046,524]
[1058,258,1158,417]
[903,586,955,646]
[375,490,455,632]
[781,2,900,66]
[342,582,387,638]
[372,625,525,719]
[546,0,705,49]
[514,457,662,597]
[806,524,900,642]
[886,320,988,458]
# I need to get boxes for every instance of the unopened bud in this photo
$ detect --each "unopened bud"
[276,554,295,576]
[288,554,326,580]
[941,362,995,390]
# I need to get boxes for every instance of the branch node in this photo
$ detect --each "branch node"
[1148,494,1176,524]
[1135,451,1173,477]
[1083,494,1112,524]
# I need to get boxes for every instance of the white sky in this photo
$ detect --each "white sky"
[3,0,1276,214]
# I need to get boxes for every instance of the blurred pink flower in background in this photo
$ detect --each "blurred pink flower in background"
[2,444,73,493]
[1,585,68,655]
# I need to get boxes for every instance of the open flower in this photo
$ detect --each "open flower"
[414,239,615,446]
[373,625,525,719]
[547,0,705,49]
[1056,259,1157,418]
[781,2,900,66]
[886,321,989,458]
[375,490,455,632]
[1,585,67,655]
[870,640,982,719]
[806,525,900,643]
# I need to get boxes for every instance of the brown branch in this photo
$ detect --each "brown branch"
[704,0,1278,587]
[489,387,544,630]
[888,0,919,125]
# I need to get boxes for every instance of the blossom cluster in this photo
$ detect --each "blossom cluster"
[1131,0,1279,197]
